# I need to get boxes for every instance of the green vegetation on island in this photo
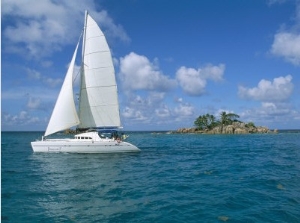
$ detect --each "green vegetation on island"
[175,111,277,134]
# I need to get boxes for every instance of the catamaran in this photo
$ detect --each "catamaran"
[31,11,140,153]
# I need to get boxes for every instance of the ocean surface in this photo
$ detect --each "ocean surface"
[1,131,300,222]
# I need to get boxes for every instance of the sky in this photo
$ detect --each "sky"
[1,0,300,131]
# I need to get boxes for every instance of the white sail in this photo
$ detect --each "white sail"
[31,11,140,153]
[78,13,121,129]
[44,42,80,136]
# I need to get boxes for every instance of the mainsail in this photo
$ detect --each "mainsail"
[44,42,80,136]
[44,12,121,137]
[78,12,121,129]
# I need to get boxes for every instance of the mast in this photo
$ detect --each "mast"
[78,10,88,130]
[82,11,88,60]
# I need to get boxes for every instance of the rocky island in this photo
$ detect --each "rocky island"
[173,111,277,134]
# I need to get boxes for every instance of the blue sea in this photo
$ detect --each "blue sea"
[2,131,300,222]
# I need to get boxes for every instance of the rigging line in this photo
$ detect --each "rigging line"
[73,67,81,84]
[72,30,84,84]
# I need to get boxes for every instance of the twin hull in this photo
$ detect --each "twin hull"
[31,139,140,153]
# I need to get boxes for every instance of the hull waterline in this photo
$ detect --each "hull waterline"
[31,140,140,153]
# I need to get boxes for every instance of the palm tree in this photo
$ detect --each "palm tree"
[220,111,240,125]
[194,113,217,130]
[226,113,240,123]
[194,115,206,130]
[209,114,219,128]
[205,113,217,129]
[220,111,228,125]
[246,122,255,128]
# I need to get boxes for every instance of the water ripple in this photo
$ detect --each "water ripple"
[1,132,300,222]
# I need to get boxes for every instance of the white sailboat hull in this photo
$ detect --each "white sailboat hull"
[31,139,140,153]
[31,12,140,153]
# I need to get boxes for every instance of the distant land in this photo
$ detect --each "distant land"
[172,122,277,134]
[172,112,279,134]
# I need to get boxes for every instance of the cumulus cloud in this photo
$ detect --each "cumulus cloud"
[239,102,300,128]
[261,102,291,115]
[2,111,41,126]
[270,2,300,65]
[94,10,130,43]
[127,92,165,107]
[238,75,293,102]
[119,52,177,91]
[155,106,171,118]
[122,107,148,121]
[118,56,223,127]
[121,92,166,124]
[2,0,129,58]
[271,32,300,65]
[119,91,195,129]
[176,64,225,96]
[174,103,195,117]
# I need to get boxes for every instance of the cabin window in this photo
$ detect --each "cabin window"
[76,136,92,140]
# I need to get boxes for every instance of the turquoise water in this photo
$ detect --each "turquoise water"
[2,131,300,222]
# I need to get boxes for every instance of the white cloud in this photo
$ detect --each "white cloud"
[176,67,207,96]
[267,0,287,6]
[2,111,41,126]
[2,0,129,58]
[238,75,293,102]
[176,64,225,96]
[126,92,166,107]
[120,91,196,129]
[27,68,42,80]
[270,2,300,65]
[171,103,195,125]
[271,32,300,65]
[27,68,62,88]
[261,102,291,115]
[121,93,166,124]
[94,10,130,43]
[1,86,57,101]
[174,103,195,117]
[43,77,62,88]
[122,107,148,121]
[174,97,183,103]
[27,97,41,110]
[119,52,177,91]
[239,102,300,128]
[118,57,223,127]
[155,106,171,118]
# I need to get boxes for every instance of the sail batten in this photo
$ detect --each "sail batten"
[78,13,121,129]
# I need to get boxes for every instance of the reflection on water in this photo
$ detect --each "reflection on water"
[30,153,142,221]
